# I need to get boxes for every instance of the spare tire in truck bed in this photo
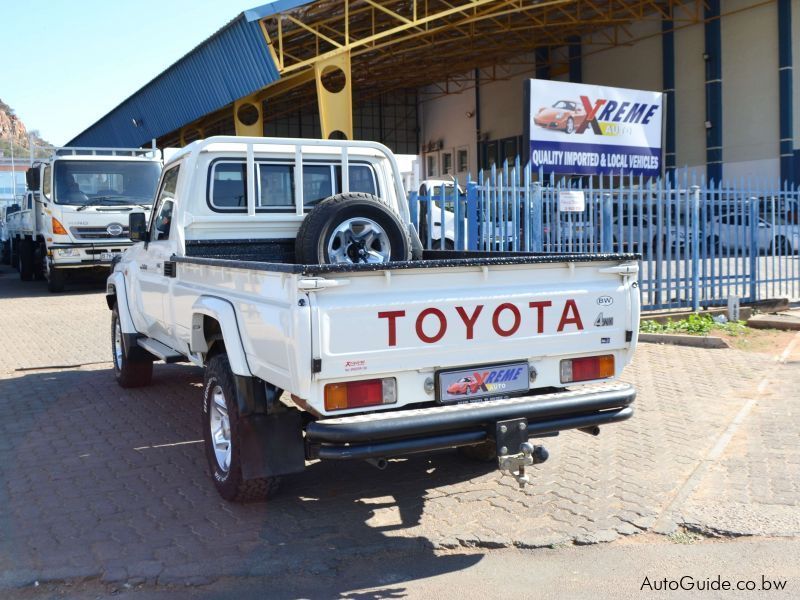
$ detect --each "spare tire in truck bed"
[295,192,412,265]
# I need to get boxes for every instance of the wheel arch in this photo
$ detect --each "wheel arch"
[191,296,251,376]
[106,273,136,333]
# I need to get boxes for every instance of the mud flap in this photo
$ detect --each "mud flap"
[239,409,306,480]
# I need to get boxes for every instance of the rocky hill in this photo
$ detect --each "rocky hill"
[0,98,52,158]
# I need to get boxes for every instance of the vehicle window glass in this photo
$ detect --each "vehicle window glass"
[211,162,246,209]
[42,166,51,199]
[154,199,174,241]
[52,160,160,206]
[150,165,180,239]
[302,165,332,206]
[336,165,377,196]
[259,164,294,208]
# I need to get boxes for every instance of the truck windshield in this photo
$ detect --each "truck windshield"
[53,160,160,206]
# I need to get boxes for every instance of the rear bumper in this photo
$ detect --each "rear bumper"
[305,382,635,460]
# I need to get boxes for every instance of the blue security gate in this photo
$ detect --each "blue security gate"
[409,162,800,311]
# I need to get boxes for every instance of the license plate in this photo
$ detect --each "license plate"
[437,361,529,404]
[100,252,117,261]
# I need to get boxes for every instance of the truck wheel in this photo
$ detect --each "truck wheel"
[111,304,153,388]
[458,442,497,463]
[10,240,19,270]
[18,239,34,281]
[294,193,411,265]
[46,266,66,293]
[203,353,280,502]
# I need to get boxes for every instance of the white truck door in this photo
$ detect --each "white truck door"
[130,166,180,341]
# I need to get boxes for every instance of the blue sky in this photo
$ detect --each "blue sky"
[1,0,264,146]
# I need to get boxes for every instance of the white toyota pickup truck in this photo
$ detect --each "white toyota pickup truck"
[107,136,640,502]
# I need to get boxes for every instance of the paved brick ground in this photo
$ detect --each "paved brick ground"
[0,264,797,588]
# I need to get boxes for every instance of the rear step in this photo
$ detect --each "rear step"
[137,338,184,363]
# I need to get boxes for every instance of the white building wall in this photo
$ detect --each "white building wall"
[419,76,477,179]
[582,18,663,92]
[673,18,706,173]
[721,0,779,181]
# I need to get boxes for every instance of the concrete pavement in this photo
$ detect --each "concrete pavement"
[0,264,798,596]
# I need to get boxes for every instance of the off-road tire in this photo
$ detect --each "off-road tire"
[18,239,34,281]
[46,266,66,293]
[458,442,498,463]
[294,193,411,264]
[111,304,153,388]
[202,353,280,502]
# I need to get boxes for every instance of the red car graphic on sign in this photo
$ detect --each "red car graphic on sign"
[534,100,587,134]
[446,376,482,396]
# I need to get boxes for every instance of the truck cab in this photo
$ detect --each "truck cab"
[21,147,162,291]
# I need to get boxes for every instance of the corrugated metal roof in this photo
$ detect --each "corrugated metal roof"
[66,2,318,148]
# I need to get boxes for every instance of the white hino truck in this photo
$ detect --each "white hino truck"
[10,147,161,291]
[107,136,640,502]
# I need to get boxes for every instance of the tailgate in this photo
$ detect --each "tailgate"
[309,259,638,385]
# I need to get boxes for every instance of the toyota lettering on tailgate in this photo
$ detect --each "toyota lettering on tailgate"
[378,299,583,346]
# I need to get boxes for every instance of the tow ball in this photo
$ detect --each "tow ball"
[494,418,549,488]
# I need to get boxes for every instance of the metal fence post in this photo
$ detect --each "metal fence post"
[601,193,613,253]
[531,181,543,252]
[691,185,700,311]
[409,191,418,233]
[466,181,478,251]
[749,197,759,302]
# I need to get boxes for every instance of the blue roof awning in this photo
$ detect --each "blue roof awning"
[66,2,318,147]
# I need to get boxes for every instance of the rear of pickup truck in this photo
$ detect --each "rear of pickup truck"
[290,253,639,482]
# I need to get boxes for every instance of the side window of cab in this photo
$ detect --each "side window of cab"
[150,165,180,241]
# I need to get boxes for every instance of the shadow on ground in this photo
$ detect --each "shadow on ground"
[0,365,486,596]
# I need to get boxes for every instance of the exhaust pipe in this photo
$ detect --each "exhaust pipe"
[366,458,388,470]
[578,425,601,436]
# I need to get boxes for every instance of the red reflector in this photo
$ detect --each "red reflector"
[344,379,384,408]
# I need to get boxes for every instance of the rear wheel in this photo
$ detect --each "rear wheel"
[565,117,575,134]
[111,304,153,388]
[18,239,34,281]
[770,237,789,256]
[202,353,280,502]
[46,266,66,293]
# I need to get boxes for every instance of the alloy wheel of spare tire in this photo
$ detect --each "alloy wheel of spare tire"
[295,193,411,264]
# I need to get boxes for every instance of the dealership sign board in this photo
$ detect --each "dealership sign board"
[526,79,664,177]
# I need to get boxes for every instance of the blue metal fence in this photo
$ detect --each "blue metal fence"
[410,163,800,311]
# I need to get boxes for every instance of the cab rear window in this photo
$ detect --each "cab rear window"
[208,160,378,212]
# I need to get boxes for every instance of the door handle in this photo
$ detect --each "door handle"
[139,264,148,271]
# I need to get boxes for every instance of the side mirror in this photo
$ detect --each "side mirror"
[26,168,40,191]
[129,212,148,242]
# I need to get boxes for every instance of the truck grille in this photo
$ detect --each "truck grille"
[70,226,129,240]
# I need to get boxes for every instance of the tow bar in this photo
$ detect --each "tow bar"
[494,418,549,488]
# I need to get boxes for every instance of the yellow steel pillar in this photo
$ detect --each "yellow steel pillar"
[233,93,264,136]
[314,49,353,139]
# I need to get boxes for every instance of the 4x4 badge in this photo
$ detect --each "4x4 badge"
[594,312,614,327]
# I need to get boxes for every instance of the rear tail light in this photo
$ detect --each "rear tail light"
[560,355,615,383]
[325,378,397,411]
[52,217,68,235]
